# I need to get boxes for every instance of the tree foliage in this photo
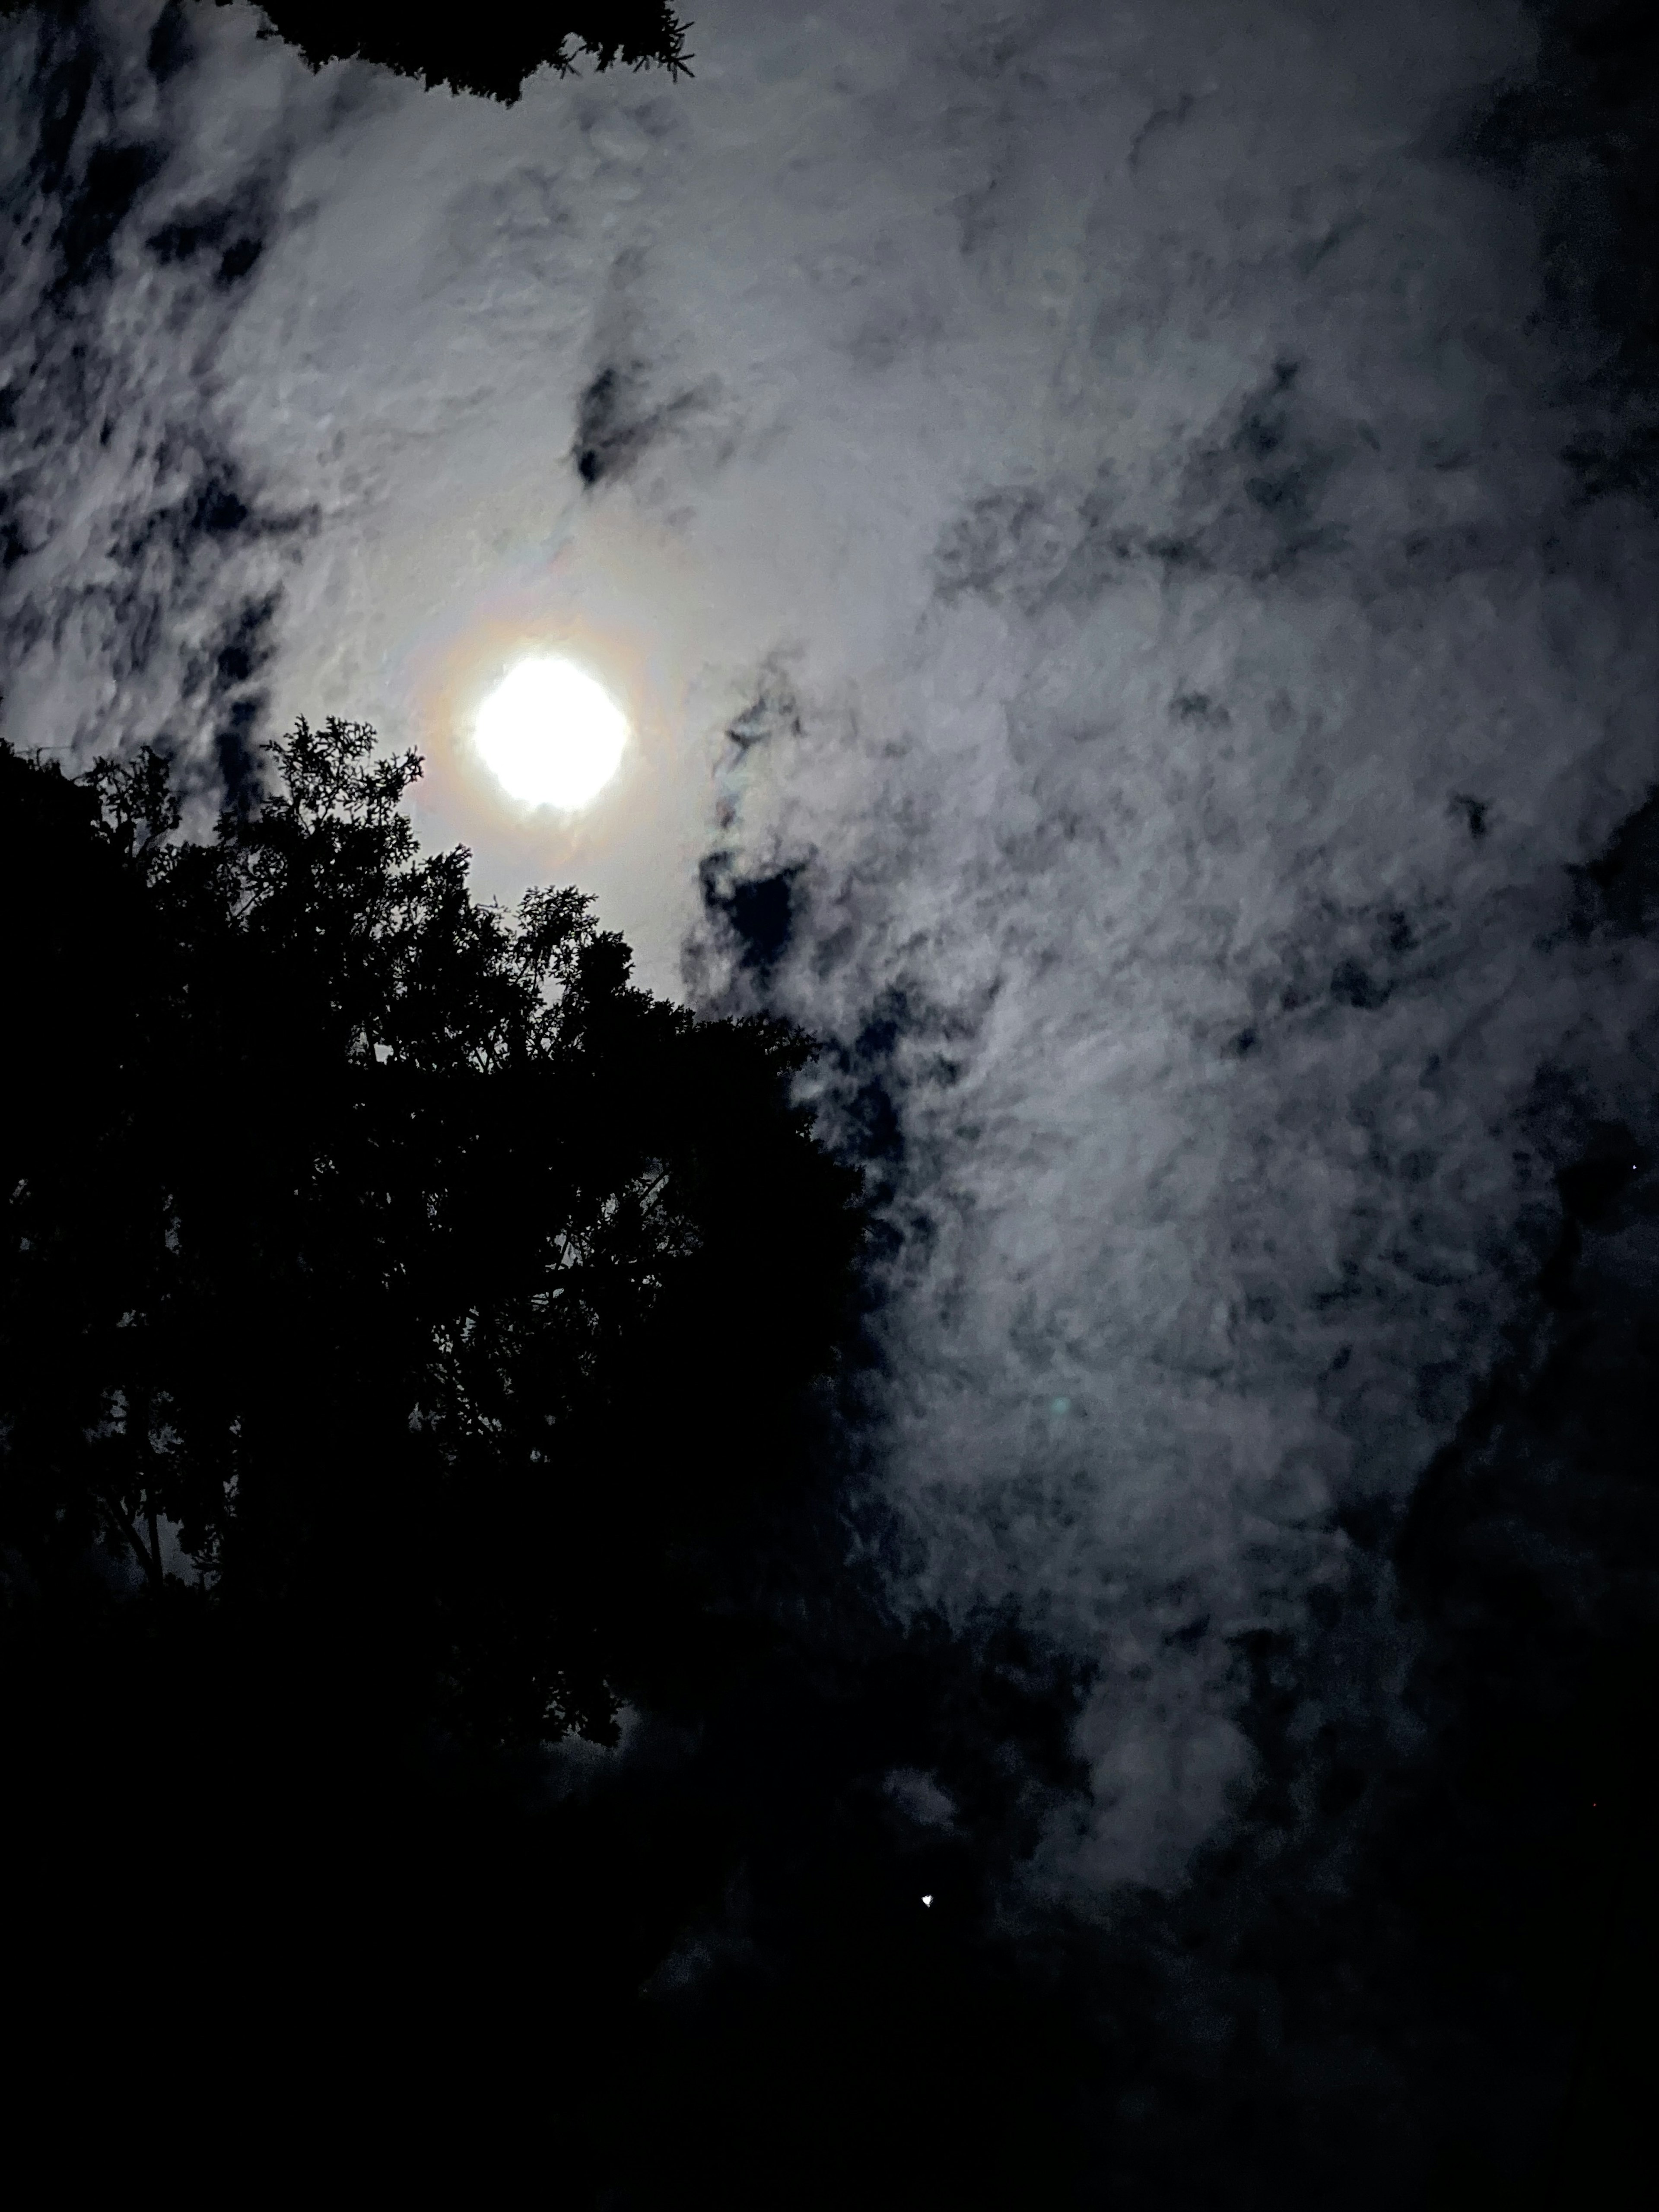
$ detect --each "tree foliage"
[0,720,861,1750]
[0,2,694,103]
[1,724,1103,2205]
[243,0,693,100]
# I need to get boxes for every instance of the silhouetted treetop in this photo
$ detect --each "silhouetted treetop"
[2,726,1109,2212]
[0,720,861,1752]
[0,2,693,102]
[246,0,692,99]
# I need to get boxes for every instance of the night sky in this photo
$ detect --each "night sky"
[4,2,1658,2199]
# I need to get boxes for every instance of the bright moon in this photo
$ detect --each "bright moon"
[473,656,629,810]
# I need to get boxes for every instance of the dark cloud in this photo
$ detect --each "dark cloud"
[1570,778,1659,935]
[0,3,309,791]
[698,851,802,979]
[1456,0,1659,503]
[52,136,165,290]
[147,193,266,285]
[571,355,712,486]
[572,360,648,484]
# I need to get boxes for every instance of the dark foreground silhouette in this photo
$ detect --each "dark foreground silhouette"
[0,725,1098,2199]
[1,718,868,1736]
[0,0,693,99]
[246,0,693,99]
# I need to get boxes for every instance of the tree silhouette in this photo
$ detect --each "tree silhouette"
[0,718,861,1755]
[0,3,694,102]
[246,1,693,99]
[1,721,1109,2202]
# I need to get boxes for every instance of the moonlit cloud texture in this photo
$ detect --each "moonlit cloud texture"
[6,0,1659,2113]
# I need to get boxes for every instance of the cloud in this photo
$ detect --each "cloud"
[0,0,311,800]
[5,10,1659,2175]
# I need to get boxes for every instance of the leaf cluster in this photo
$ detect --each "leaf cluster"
[245,0,693,100]
[0,3,694,103]
[0,720,862,1751]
